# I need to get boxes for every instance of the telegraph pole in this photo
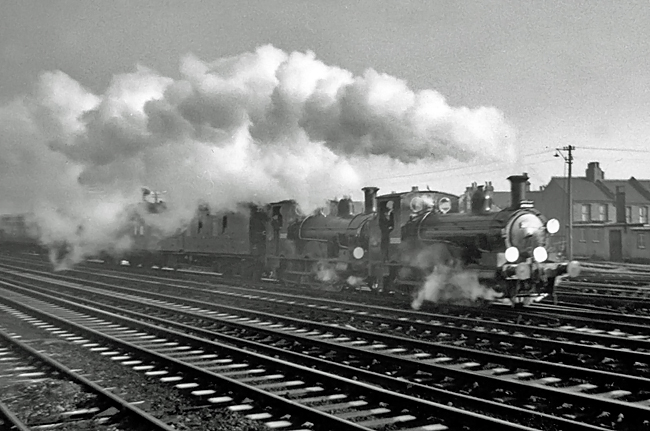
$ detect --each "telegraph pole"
[556,145,574,260]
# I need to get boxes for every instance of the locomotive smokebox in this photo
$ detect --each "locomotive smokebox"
[508,173,529,209]
[362,187,379,214]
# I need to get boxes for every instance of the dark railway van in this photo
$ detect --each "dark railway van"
[128,203,268,279]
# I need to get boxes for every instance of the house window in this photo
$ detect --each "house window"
[638,233,646,249]
[581,204,591,222]
[598,204,607,222]
[212,218,219,236]
[641,207,649,224]
[626,206,632,224]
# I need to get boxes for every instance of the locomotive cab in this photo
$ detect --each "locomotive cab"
[374,188,460,264]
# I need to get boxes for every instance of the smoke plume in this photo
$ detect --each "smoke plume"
[0,45,517,266]
[314,261,338,283]
[402,241,502,308]
[411,266,503,309]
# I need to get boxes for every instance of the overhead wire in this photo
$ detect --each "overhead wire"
[370,145,650,183]
[578,146,650,154]
[368,148,556,181]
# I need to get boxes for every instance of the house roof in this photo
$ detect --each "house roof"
[550,177,613,202]
[634,179,650,191]
[491,192,510,209]
[597,179,650,204]
[548,176,650,204]
[491,191,542,210]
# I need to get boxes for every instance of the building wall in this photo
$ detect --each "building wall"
[573,201,612,223]
[573,226,607,259]
[571,225,650,262]
[626,229,650,261]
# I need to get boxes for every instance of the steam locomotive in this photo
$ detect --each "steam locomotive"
[263,174,579,305]
[0,174,580,305]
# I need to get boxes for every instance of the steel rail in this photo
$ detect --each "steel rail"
[0,400,31,431]
[3,261,649,338]
[0,284,537,431]
[0,327,177,431]
[2,277,647,431]
[7,265,649,361]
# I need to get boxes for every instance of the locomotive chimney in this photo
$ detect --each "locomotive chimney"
[328,200,338,216]
[362,187,379,214]
[471,186,486,214]
[508,173,529,209]
[337,198,353,219]
[616,186,626,223]
[483,182,493,212]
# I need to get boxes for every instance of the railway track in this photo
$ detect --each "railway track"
[4,256,650,356]
[4,254,650,335]
[579,261,650,274]
[570,262,650,286]
[0,319,177,430]
[560,280,650,296]
[6,253,650,312]
[12,257,650,331]
[7,265,650,376]
[0,281,540,431]
[1,264,649,430]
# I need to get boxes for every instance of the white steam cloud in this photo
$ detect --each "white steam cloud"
[402,242,502,308]
[0,45,517,266]
[411,266,503,309]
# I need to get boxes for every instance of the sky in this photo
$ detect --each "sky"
[2,1,650,192]
[1,1,650,264]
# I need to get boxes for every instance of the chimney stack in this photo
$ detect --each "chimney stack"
[337,198,352,218]
[362,187,379,214]
[471,186,486,214]
[508,173,529,208]
[586,162,604,182]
